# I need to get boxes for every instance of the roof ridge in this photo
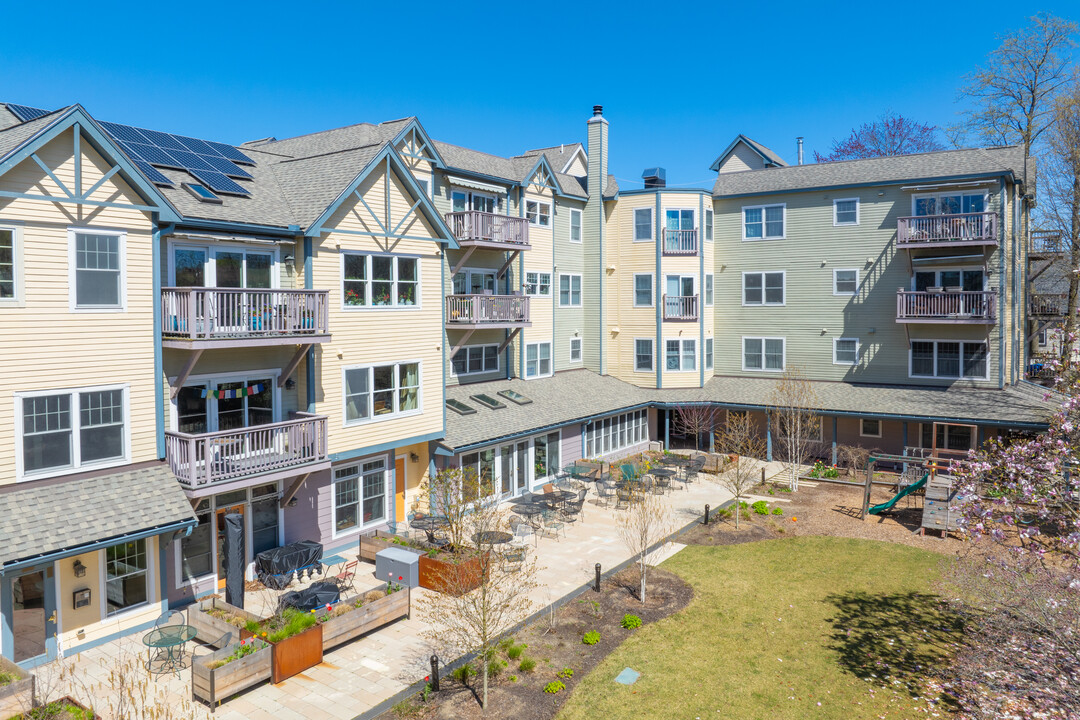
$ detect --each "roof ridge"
[261,116,414,148]
[274,141,385,165]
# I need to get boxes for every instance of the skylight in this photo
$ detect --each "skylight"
[497,389,532,406]
[470,394,506,410]
[446,399,476,416]
[182,182,222,204]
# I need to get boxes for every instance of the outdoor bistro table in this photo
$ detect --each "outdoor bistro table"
[142,624,197,676]
[563,463,596,479]
[472,531,513,547]
[538,490,575,508]
[651,467,677,479]
[410,515,450,544]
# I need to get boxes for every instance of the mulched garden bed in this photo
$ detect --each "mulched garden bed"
[383,565,693,720]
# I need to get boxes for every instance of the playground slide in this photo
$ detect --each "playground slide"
[867,473,929,515]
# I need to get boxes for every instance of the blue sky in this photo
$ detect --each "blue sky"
[2,1,1076,189]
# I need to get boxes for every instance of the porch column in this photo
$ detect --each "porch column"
[766,410,772,462]
[831,416,838,465]
[664,412,670,450]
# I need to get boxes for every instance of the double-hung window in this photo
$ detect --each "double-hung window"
[635,339,654,372]
[860,418,882,438]
[559,274,582,306]
[910,341,988,379]
[633,208,653,241]
[71,230,124,309]
[743,337,785,371]
[742,204,784,240]
[569,209,582,242]
[333,459,387,533]
[743,271,784,305]
[833,338,859,365]
[833,198,859,225]
[452,345,499,376]
[343,253,419,307]
[525,342,551,378]
[705,338,714,370]
[569,337,582,363]
[833,269,858,295]
[526,200,551,226]
[18,385,128,479]
[0,226,17,301]
[705,274,714,306]
[665,339,696,371]
[633,274,653,306]
[105,540,148,616]
[344,362,421,423]
[705,209,714,241]
[524,271,551,296]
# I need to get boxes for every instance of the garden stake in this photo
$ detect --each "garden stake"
[761,467,766,484]
[594,563,601,592]
[704,504,710,525]
[430,654,440,691]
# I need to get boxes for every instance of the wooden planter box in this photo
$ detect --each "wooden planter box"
[0,656,34,720]
[321,587,410,651]
[358,530,411,563]
[270,624,323,684]
[188,597,262,646]
[191,641,272,709]
[418,553,485,595]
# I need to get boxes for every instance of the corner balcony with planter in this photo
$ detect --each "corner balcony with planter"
[662,294,699,321]
[895,289,997,324]
[896,212,997,249]
[161,287,330,349]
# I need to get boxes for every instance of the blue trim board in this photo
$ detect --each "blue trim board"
[390,118,446,169]
[654,193,662,389]
[329,430,446,463]
[152,220,166,459]
[619,188,710,196]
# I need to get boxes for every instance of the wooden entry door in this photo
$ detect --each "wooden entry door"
[216,505,246,590]
[395,456,407,523]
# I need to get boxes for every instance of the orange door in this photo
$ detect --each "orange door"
[395,457,407,523]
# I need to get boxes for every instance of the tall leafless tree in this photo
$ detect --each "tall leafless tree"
[616,489,673,604]
[672,404,720,451]
[714,411,768,529]
[1043,82,1080,360]
[769,367,820,491]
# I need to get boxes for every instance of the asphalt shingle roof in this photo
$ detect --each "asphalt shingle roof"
[0,464,197,568]
[0,109,68,162]
[713,145,1028,197]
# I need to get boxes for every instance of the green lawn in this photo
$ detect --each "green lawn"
[557,537,959,720]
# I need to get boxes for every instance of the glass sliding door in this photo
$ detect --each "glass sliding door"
[11,570,49,663]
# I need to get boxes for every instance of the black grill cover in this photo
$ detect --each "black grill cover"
[277,581,341,613]
[255,540,323,590]
[223,513,245,608]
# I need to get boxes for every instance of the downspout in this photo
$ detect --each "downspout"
[304,236,316,413]
[152,218,169,460]
[998,179,1006,389]
[698,193,705,388]
[518,186,526,378]
[655,193,662,389]
[1012,182,1020,383]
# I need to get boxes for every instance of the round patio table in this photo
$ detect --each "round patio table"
[410,515,450,544]
[142,625,197,676]
[539,490,575,508]
[563,464,596,479]
[651,468,676,479]
[472,531,513,547]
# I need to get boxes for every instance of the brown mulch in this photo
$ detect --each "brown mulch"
[380,566,693,720]
[683,478,964,555]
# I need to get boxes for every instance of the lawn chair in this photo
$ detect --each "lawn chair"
[542,483,556,495]
[653,476,670,495]
[333,561,358,593]
[596,481,615,507]
[619,464,638,484]
[509,520,537,548]
[191,630,232,659]
[153,610,185,629]
[615,487,632,510]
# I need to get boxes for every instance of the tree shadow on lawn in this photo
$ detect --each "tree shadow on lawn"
[825,590,964,703]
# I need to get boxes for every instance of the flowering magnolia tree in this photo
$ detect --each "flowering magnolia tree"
[813,112,944,163]
[945,362,1080,717]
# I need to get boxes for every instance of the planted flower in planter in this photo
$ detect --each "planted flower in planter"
[209,638,270,669]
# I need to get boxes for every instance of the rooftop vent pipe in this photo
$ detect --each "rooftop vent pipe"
[797,137,804,165]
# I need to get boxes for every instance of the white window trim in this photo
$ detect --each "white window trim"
[633,207,654,242]
[833,268,859,296]
[741,270,786,306]
[341,360,424,427]
[705,209,714,242]
[705,274,714,306]
[0,223,24,306]
[339,251,423,311]
[99,537,156,622]
[664,338,697,373]
[908,339,990,381]
[833,197,860,226]
[68,227,127,312]
[558,273,583,307]
[168,367,282,430]
[741,203,786,241]
[569,337,582,364]
[331,455,392,539]
[569,209,582,243]
[451,344,501,377]
[910,265,988,291]
[524,271,552,297]
[525,199,552,227]
[860,418,883,438]
[742,336,786,372]
[167,239,281,288]
[634,337,654,373]
[910,189,990,216]
[14,383,131,482]
[705,337,714,370]
[633,273,654,307]
[833,337,860,365]
[524,342,553,379]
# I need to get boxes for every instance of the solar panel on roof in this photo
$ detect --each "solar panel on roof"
[122,142,182,169]
[174,135,219,156]
[136,128,187,152]
[134,161,175,187]
[100,121,151,144]
[207,140,255,165]
[200,153,253,179]
[189,169,250,196]
[167,150,216,172]
[6,104,51,122]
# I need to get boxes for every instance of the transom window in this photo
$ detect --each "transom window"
[334,459,387,533]
[635,339,654,372]
[526,200,551,226]
[524,271,551,296]
[559,274,582,306]
[525,342,552,378]
[19,386,128,478]
[834,269,858,295]
[343,253,418,307]
[743,337,785,372]
[834,198,859,225]
[106,539,148,616]
[743,271,785,305]
[344,362,421,423]
[452,345,499,376]
[570,337,582,363]
[569,209,582,243]
[834,338,859,365]
[633,208,653,241]
[0,227,15,300]
[910,340,988,379]
[72,230,123,309]
[633,274,653,306]
[743,204,784,240]
[665,339,696,372]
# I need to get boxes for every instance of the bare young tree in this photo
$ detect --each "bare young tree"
[814,112,944,162]
[616,489,674,604]
[769,367,820,491]
[418,498,538,711]
[1043,81,1080,360]
[672,404,720,451]
[415,466,482,549]
[714,411,767,529]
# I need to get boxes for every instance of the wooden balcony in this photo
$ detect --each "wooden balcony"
[662,229,698,256]
[897,212,997,248]
[444,211,530,249]
[663,294,699,321]
[1030,229,1064,255]
[896,289,997,323]
[162,288,330,349]
[1030,293,1067,317]
[165,413,329,491]
[445,294,531,329]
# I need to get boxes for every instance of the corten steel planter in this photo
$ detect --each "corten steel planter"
[320,587,410,651]
[188,597,262,646]
[418,552,486,595]
[270,623,323,684]
[191,641,272,711]
[0,655,34,719]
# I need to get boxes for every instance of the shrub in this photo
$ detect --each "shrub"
[451,664,476,684]
[498,636,515,652]
[772,507,784,515]
[267,608,317,644]
[751,500,769,515]
[738,501,749,509]
[543,680,566,694]
[518,657,537,672]
[557,667,574,679]
[488,659,507,678]
[507,643,526,660]
[621,614,642,630]
[582,631,600,645]
[0,671,14,686]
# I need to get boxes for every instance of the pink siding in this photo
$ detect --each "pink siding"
[560,424,582,465]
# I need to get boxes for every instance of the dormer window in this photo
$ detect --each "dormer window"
[182,182,222,204]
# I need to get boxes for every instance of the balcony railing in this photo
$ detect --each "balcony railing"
[446,294,530,326]
[897,212,997,247]
[165,413,329,489]
[1030,293,1067,316]
[896,289,997,323]
[662,229,698,255]
[663,294,699,321]
[445,211,530,247]
[1030,229,1064,255]
[162,288,329,344]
